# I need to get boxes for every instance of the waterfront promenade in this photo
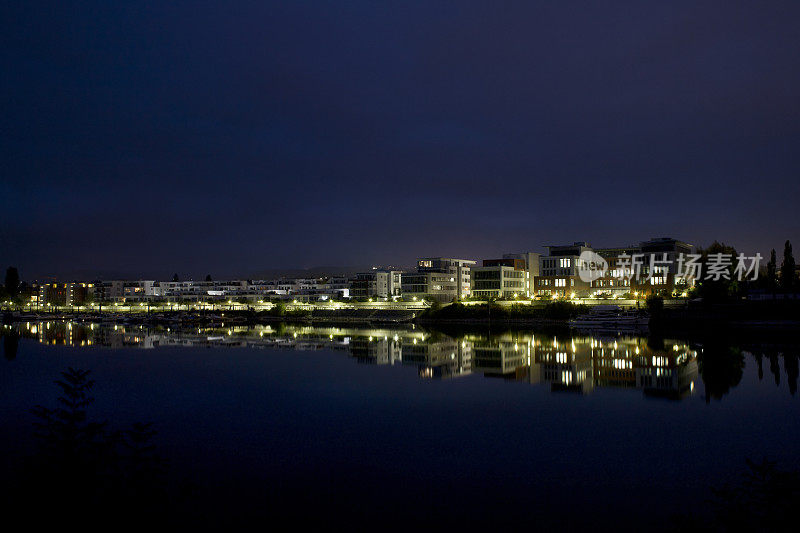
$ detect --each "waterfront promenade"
[0,297,685,315]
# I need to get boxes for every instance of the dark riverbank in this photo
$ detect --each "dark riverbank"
[647,300,800,337]
[414,300,800,329]
[5,299,800,332]
[3,308,417,326]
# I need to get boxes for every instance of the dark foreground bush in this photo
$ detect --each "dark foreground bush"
[8,368,178,524]
[420,301,589,321]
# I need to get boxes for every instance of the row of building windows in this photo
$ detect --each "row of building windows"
[592,279,630,287]
[542,258,573,269]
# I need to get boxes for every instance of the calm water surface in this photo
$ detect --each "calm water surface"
[1,321,798,529]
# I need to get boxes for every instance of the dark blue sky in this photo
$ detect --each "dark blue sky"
[2,1,799,280]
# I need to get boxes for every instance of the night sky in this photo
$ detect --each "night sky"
[2,1,799,280]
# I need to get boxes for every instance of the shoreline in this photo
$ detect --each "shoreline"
[5,308,800,333]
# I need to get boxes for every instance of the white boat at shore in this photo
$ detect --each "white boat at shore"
[569,305,650,329]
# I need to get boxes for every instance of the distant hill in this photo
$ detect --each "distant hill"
[246,266,377,280]
[27,265,399,283]
[29,269,166,283]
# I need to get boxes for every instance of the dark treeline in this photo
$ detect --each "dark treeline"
[689,240,798,302]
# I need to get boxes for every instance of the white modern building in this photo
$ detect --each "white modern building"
[502,251,541,296]
[351,270,402,299]
[535,242,594,298]
[158,280,249,301]
[471,263,526,299]
[402,258,476,302]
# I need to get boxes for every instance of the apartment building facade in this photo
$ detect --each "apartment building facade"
[471,258,527,299]
[92,280,125,302]
[591,245,638,296]
[532,238,696,298]
[502,251,541,297]
[534,242,593,298]
[592,238,696,296]
[158,280,249,301]
[351,270,402,299]
[402,258,476,302]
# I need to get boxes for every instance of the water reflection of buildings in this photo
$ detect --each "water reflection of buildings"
[10,322,698,399]
[350,336,402,365]
[472,339,528,379]
[533,337,698,399]
[403,337,472,379]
